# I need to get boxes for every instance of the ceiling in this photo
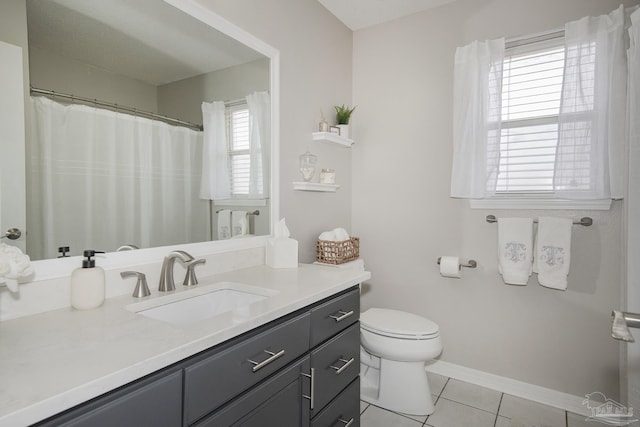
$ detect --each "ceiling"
[26,0,265,86]
[317,0,457,31]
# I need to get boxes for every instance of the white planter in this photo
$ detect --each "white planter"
[336,124,350,139]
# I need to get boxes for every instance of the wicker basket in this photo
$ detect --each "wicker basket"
[316,237,360,265]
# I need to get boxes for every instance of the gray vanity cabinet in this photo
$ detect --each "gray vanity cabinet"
[34,369,183,427]
[194,356,312,427]
[183,312,311,425]
[33,286,361,427]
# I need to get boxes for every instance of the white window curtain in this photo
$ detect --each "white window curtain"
[554,5,627,200]
[28,97,208,260]
[200,101,230,200]
[246,91,270,199]
[450,38,505,198]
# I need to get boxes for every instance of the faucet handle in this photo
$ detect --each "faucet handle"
[183,259,206,287]
[121,271,151,298]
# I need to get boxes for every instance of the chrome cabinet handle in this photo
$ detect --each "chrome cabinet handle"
[338,418,354,427]
[329,310,354,322]
[247,349,285,372]
[329,357,355,375]
[301,367,315,409]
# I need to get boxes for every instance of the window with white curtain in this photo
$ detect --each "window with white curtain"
[226,103,253,196]
[498,35,565,194]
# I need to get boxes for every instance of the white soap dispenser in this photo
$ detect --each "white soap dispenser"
[70,250,106,310]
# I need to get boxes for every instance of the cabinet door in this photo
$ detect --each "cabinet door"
[184,312,310,425]
[310,288,359,347]
[35,370,183,427]
[311,323,360,416]
[195,356,311,427]
[311,378,360,427]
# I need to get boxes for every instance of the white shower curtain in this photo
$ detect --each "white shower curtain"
[28,96,209,260]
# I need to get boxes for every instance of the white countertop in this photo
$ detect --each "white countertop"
[0,263,370,427]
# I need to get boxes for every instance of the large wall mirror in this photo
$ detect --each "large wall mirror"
[1,0,279,265]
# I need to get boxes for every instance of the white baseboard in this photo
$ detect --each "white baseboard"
[425,360,589,417]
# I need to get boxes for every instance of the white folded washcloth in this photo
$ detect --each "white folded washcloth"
[498,217,533,285]
[231,211,248,237]
[217,209,231,240]
[534,217,572,290]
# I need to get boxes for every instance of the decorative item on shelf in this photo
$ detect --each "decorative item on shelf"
[320,169,336,184]
[334,104,356,139]
[318,108,329,132]
[299,150,318,182]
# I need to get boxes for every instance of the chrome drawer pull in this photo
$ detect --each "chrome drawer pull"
[248,349,285,372]
[329,357,355,375]
[301,367,315,410]
[329,310,354,322]
[338,418,354,427]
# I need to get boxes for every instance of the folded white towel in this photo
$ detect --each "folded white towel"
[217,209,231,240]
[534,217,572,290]
[318,228,350,242]
[231,211,248,237]
[498,217,533,285]
[0,242,34,293]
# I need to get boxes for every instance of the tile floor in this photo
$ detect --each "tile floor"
[360,373,597,427]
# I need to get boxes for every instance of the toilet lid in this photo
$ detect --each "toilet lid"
[360,308,439,339]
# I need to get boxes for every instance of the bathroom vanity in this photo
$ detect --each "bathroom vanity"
[0,264,369,426]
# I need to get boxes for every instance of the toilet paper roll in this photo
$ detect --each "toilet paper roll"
[439,256,461,278]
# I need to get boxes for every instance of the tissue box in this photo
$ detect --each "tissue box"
[266,238,298,269]
[316,237,359,265]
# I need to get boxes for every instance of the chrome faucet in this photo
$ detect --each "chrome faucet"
[158,250,194,292]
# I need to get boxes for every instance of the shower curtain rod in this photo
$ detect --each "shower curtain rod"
[30,87,204,131]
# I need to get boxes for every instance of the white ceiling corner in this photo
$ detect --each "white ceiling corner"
[317,0,457,31]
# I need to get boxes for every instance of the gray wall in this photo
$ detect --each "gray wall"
[352,0,634,399]
[29,46,158,112]
[158,58,270,124]
[200,0,354,262]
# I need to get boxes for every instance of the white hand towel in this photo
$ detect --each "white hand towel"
[535,217,572,290]
[217,209,231,240]
[231,211,248,237]
[498,217,533,285]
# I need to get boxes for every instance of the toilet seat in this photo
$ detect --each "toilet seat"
[360,308,439,339]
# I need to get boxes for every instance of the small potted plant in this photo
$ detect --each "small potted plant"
[334,104,356,139]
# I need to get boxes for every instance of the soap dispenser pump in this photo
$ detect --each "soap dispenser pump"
[70,250,106,310]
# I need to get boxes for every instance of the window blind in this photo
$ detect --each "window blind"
[226,106,250,195]
[497,39,565,193]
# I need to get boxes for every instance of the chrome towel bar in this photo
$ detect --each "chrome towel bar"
[486,214,592,226]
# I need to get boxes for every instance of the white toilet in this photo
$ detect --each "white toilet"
[360,308,442,416]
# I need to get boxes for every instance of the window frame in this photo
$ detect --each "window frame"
[470,30,611,210]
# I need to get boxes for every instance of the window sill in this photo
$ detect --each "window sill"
[214,198,267,207]
[469,197,612,211]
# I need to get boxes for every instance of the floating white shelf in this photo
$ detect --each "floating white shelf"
[292,182,340,192]
[312,132,354,147]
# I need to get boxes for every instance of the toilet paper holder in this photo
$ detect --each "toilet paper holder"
[436,257,477,269]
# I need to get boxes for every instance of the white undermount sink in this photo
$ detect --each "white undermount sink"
[126,282,278,326]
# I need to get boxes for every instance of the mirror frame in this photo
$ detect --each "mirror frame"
[28,0,280,281]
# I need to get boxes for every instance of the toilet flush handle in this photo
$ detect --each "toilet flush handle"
[329,310,354,322]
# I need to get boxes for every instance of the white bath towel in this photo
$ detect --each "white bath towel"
[498,217,533,285]
[231,211,248,237]
[534,217,572,290]
[217,209,231,240]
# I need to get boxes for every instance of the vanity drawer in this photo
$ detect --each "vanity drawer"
[311,377,360,427]
[310,287,359,347]
[183,312,311,425]
[310,322,360,416]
